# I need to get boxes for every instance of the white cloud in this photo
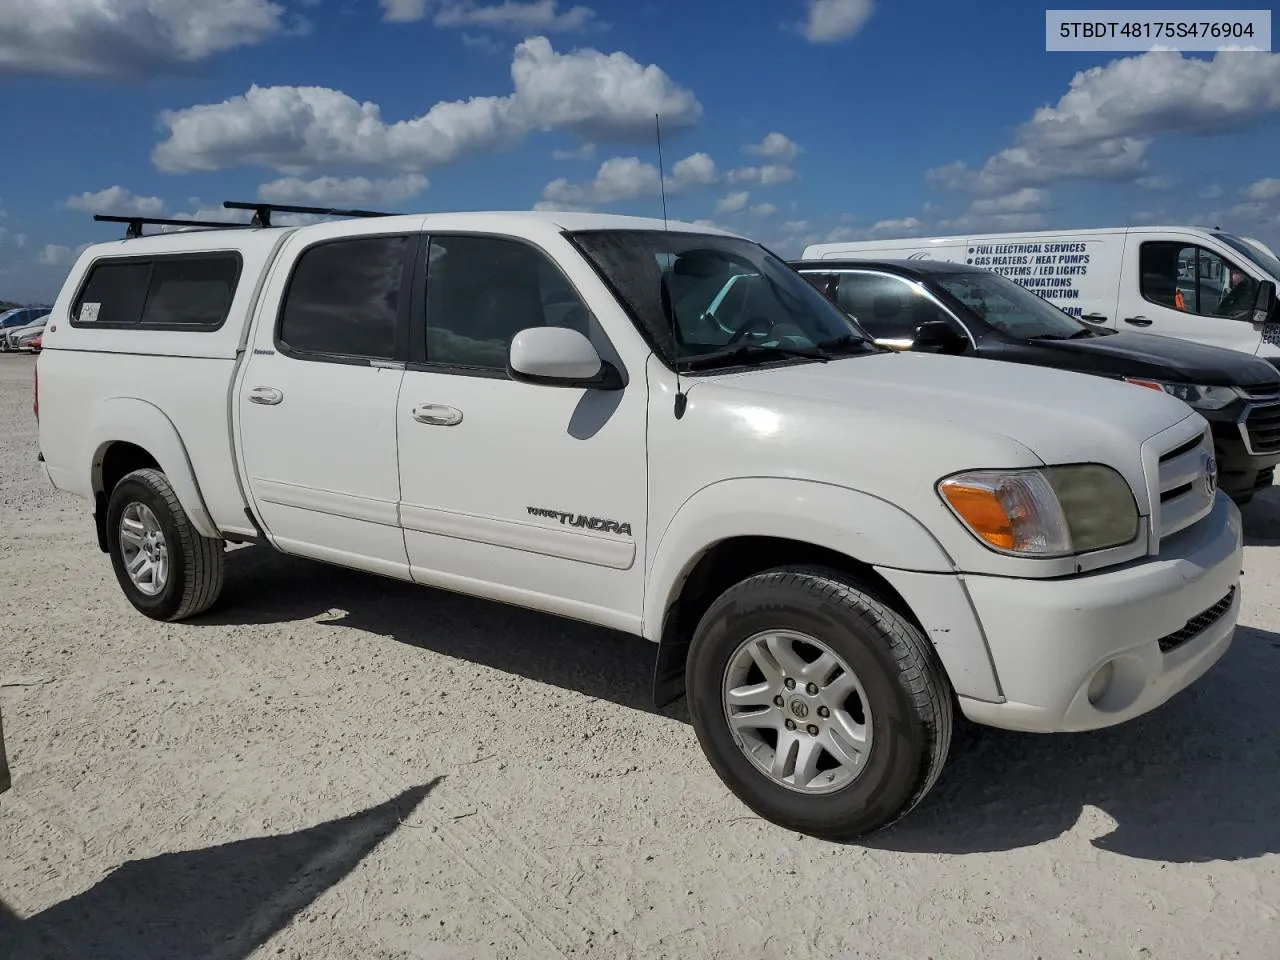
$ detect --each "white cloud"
[1245,178,1280,201]
[0,0,287,78]
[744,132,801,165]
[382,0,428,20]
[967,187,1053,216]
[929,50,1280,194]
[782,219,811,233]
[750,203,779,217]
[800,0,873,43]
[871,216,923,234]
[64,186,167,216]
[1202,184,1225,200]
[435,1,596,33]
[38,242,92,267]
[257,174,430,206]
[551,142,595,161]
[727,164,797,187]
[716,191,750,214]
[539,151,717,206]
[1136,175,1177,191]
[461,32,507,54]
[153,36,701,174]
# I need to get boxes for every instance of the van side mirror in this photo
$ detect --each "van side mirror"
[507,326,623,389]
[1252,280,1278,326]
[912,320,966,354]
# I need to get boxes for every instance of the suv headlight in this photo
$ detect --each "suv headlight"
[1125,378,1238,411]
[938,465,1139,557]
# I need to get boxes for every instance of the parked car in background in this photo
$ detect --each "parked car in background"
[7,314,49,352]
[0,306,52,349]
[791,258,1280,504]
[28,333,42,352]
[801,225,1280,365]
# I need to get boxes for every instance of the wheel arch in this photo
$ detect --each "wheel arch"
[87,398,220,548]
[645,478,991,707]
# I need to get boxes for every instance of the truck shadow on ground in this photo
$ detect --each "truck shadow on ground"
[201,547,1277,863]
[0,780,439,960]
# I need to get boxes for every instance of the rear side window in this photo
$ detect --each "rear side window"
[72,254,240,329]
[278,235,409,361]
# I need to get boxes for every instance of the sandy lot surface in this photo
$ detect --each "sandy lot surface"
[2,351,1280,960]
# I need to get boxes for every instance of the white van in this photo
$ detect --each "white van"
[802,226,1280,364]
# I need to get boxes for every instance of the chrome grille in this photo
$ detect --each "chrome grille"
[1155,427,1214,541]
[1240,401,1280,455]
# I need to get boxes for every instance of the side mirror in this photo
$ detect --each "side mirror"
[911,320,966,354]
[507,326,623,389]
[1251,280,1278,326]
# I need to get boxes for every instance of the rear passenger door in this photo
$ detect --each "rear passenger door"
[235,229,416,579]
[394,232,648,632]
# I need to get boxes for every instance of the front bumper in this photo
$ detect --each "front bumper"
[1206,408,1280,500]
[958,491,1242,733]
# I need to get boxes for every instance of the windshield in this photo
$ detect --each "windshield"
[568,230,876,370]
[1215,232,1280,282]
[931,270,1089,340]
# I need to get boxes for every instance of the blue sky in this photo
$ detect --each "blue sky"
[2,0,1279,302]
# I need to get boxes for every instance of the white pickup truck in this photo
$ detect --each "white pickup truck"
[34,205,1243,840]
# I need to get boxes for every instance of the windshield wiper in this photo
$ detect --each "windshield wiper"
[679,342,830,371]
[814,333,877,354]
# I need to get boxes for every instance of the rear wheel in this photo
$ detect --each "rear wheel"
[106,468,225,621]
[686,565,953,840]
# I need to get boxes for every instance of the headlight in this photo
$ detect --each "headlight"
[938,464,1139,557]
[1125,378,1238,411]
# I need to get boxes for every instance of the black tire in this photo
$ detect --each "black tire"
[685,565,953,841]
[105,468,225,622]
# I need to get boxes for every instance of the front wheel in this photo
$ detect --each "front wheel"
[686,566,954,841]
[106,468,225,622]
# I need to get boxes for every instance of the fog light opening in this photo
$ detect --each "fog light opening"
[1087,660,1116,706]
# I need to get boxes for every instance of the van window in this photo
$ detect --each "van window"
[278,235,409,361]
[834,272,953,341]
[72,254,240,329]
[1139,242,1258,319]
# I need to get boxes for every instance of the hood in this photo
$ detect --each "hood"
[1023,330,1280,388]
[710,349,1197,470]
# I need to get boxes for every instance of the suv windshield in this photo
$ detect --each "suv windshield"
[931,270,1089,340]
[569,230,876,370]
[1215,233,1280,283]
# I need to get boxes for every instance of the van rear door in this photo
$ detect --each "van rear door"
[1115,229,1263,354]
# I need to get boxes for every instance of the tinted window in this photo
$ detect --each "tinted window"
[279,236,408,359]
[1140,241,1257,319]
[141,256,239,326]
[835,272,952,340]
[424,235,594,370]
[74,261,152,325]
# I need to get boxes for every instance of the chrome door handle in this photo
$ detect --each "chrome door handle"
[412,404,463,426]
[248,386,283,405]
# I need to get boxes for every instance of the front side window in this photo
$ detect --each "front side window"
[278,235,408,359]
[569,230,875,369]
[931,270,1086,340]
[1140,241,1257,319]
[834,273,955,341]
[423,235,595,370]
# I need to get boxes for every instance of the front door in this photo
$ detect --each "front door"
[395,232,648,633]
[1116,235,1262,354]
[235,228,416,580]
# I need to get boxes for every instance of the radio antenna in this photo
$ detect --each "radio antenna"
[656,112,688,419]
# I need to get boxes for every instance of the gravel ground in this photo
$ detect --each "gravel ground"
[2,351,1280,960]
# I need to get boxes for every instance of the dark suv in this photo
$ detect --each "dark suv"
[792,258,1280,505]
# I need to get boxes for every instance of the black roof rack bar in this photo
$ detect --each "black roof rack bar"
[222,201,394,228]
[93,214,244,240]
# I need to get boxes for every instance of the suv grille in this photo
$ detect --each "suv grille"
[1241,402,1280,455]
[1157,587,1235,654]
[1155,429,1214,540]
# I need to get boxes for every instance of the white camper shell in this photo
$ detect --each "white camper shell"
[803,226,1280,364]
